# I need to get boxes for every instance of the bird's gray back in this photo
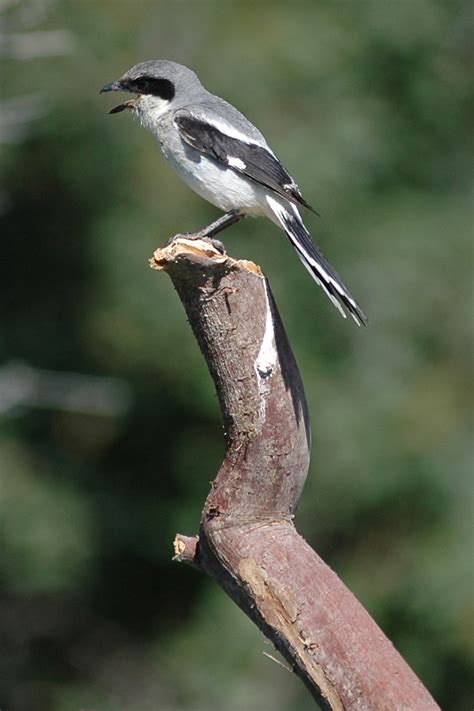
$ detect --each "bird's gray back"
[176,90,268,147]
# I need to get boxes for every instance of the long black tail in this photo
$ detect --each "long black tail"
[267,197,368,326]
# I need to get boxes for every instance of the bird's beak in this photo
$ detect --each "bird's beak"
[100,80,123,93]
[100,79,137,114]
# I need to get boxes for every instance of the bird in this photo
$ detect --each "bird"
[100,60,367,325]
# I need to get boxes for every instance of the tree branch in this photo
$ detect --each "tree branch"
[150,237,439,710]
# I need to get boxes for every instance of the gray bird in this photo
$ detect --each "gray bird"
[101,60,367,325]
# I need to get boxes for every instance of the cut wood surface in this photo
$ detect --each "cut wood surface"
[151,237,439,710]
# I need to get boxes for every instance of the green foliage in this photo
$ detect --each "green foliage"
[1,1,472,709]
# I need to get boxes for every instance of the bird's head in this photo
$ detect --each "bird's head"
[100,60,203,125]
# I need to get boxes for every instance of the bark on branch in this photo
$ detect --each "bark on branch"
[150,237,439,710]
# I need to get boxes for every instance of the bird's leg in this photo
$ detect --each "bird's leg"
[168,210,246,253]
[195,210,245,239]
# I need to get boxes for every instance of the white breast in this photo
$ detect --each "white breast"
[151,115,269,215]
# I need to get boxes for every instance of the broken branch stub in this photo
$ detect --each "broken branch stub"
[151,238,439,710]
[151,237,311,523]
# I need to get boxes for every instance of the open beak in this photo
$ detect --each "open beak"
[100,79,137,114]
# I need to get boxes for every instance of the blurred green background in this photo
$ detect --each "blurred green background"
[1,1,472,709]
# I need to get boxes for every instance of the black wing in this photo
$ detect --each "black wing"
[173,111,317,214]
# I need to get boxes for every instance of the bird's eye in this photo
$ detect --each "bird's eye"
[134,77,149,92]
[131,76,175,100]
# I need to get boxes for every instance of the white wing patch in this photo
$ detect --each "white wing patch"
[227,156,246,170]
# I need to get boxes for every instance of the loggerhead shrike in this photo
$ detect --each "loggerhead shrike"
[101,60,367,325]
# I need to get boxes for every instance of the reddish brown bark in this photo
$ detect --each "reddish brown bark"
[151,237,439,710]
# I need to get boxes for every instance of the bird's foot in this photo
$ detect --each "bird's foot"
[166,232,226,254]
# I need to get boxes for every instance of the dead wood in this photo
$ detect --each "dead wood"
[150,237,439,710]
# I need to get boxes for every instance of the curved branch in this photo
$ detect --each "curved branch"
[151,237,439,710]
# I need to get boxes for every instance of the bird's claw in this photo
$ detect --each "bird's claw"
[166,232,191,246]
